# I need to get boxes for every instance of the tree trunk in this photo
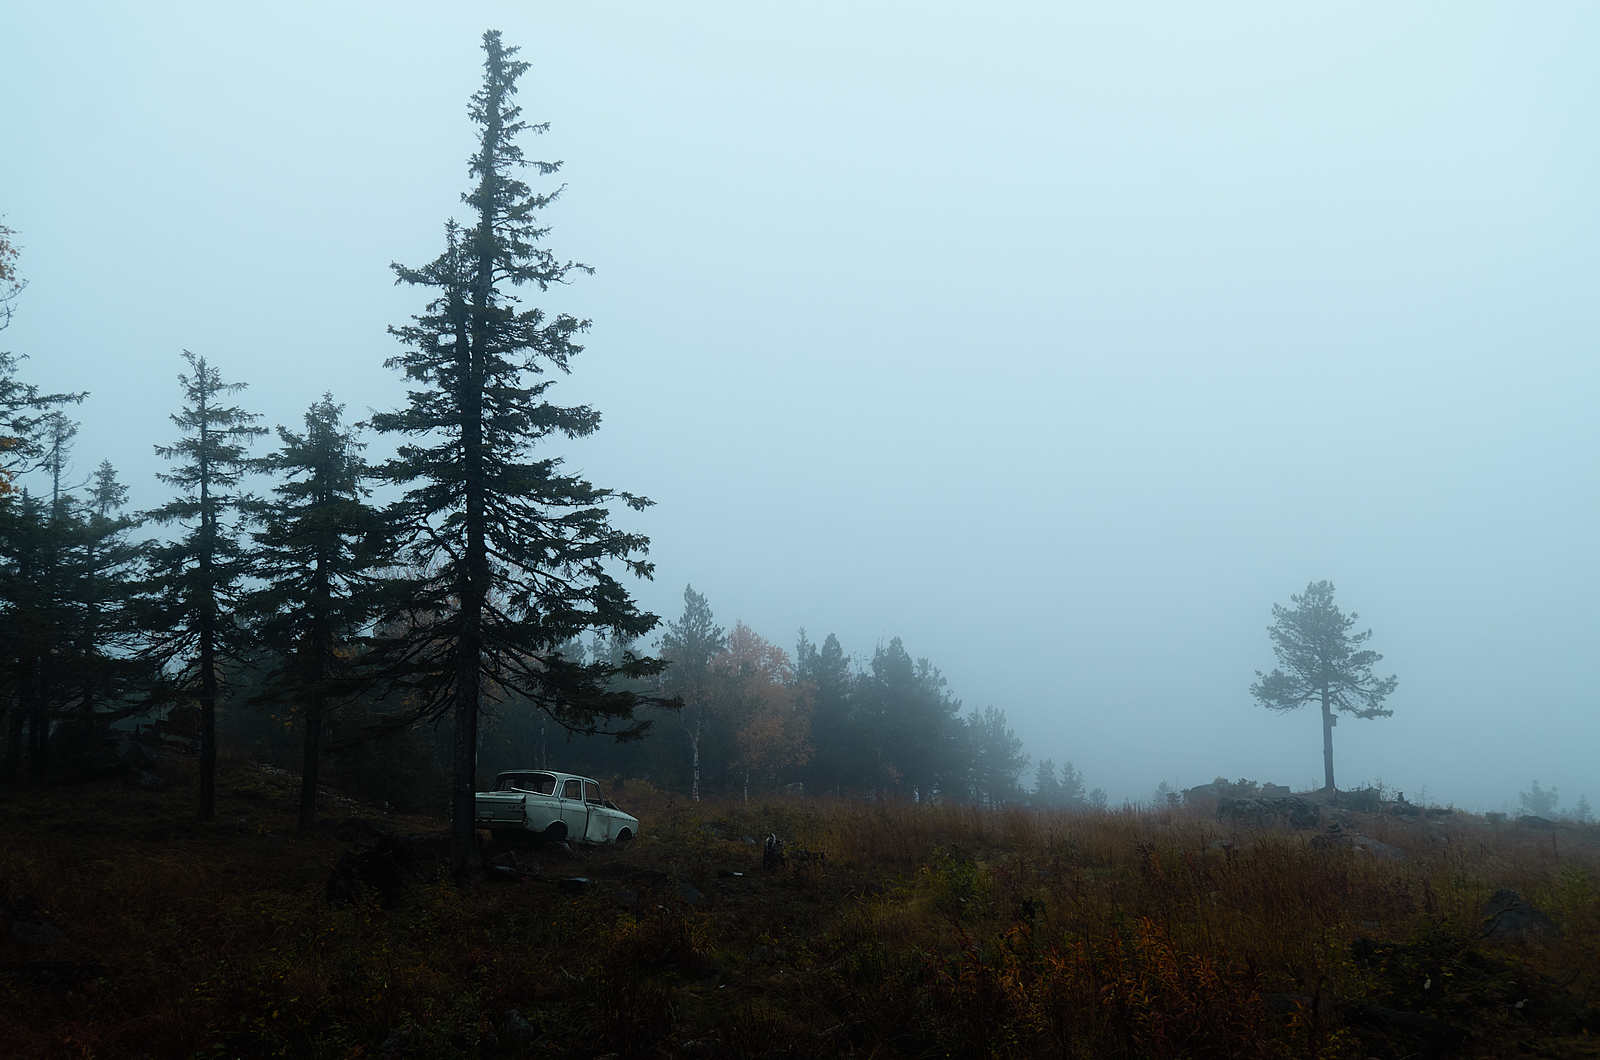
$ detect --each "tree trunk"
[1321,687,1336,794]
[198,618,217,819]
[4,699,24,786]
[197,424,216,821]
[450,275,486,876]
[298,690,322,833]
[27,658,48,782]
[690,718,701,802]
[451,659,480,875]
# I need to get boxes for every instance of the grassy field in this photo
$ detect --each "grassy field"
[4,757,1600,1059]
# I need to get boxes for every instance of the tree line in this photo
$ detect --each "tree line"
[0,34,1096,874]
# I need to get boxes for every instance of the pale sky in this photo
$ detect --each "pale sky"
[4,2,1597,810]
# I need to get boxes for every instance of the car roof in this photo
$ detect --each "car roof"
[495,769,597,785]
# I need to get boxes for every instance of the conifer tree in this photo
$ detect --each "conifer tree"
[146,352,266,819]
[245,395,387,831]
[371,32,666,870]
[658,585,726,802]
[69,461,152,745]
[1250,580,1397,794]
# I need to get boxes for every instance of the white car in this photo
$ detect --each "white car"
[474,770,639,845]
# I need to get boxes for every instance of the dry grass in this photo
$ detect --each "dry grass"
[4,767,1600,1058]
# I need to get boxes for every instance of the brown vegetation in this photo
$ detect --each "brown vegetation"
[4,758,1600,1058]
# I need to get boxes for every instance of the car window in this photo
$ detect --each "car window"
[584,781,601,804]
[498,773,558,795]
[562,779,582,800]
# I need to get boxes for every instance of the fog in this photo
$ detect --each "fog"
[3,2,1596,810]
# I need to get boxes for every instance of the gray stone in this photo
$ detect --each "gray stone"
[502,1009,538,1045]
[1217,795,1320,830]
[676,877,704,905]
[1482,888,1562,940]
[558,877,589,894]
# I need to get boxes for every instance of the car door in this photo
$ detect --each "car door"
[583,781,610,843]
[557,777,588,838]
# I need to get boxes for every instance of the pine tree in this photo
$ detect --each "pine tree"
[370,32,666,871]
[965,705,1027,807]
[1251,581,1397,793]
[146,352,266,819]
[245,395,388,831]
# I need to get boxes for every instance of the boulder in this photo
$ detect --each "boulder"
[1217,796,1320,831]
[1481,889,1562,941]
[502,1010,538,1046]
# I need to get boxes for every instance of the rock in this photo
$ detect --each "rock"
[1259,783,1291,797]
[1515,815,1561,829]
[1216,796,1320,831]
[741,835,758,845]
[1481,888,1562,940]
[491,851,518,870]
[125,767,166,791]
[558,877,590,894]
[676,877,704,905]
[1314,831,1404,859]
[502,1009,538,1046]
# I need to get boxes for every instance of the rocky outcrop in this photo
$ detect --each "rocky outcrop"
[1310,823,1404,859]
[1216,796,1320,830]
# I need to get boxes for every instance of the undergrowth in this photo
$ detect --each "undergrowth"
[3,763,1599,1058]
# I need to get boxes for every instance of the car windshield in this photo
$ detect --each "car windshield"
[496,773,556,795]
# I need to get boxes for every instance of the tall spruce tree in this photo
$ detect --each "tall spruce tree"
[371,31,666,871]
[246,395,387,832]
[69,462,152,745]
[147,352,266,819]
